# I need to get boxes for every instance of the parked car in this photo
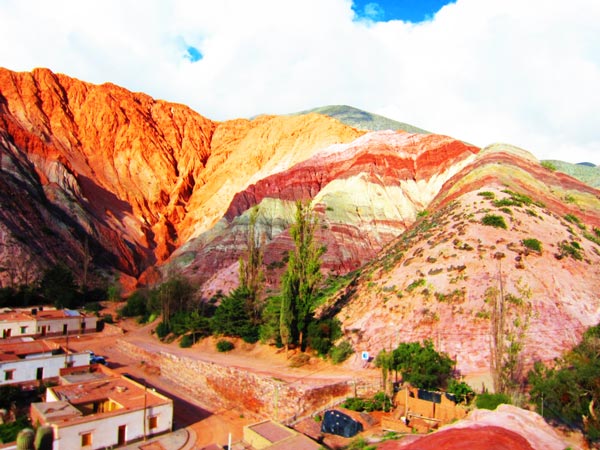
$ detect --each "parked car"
[91,355,107,365]
[86,350,107,365]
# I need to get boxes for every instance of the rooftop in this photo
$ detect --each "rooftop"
[0,340,61,361]
[35,366,172,426]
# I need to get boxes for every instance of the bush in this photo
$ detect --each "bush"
[477,191,495,199]
[329,340,354,364]
[211,287,258,343]
[391,340,454,390]
[541,161,557,171]
[306,318,342,356]
[558,241,583,260]
[0,415,29,443]
[342,392,392,412]
[522,238,542,252]
[84,302,103,313]
[216,340,234,352]
[482,214,507,229]
[179,334,193,348]
[446,379,475,404]
[475,392,511,410]
[102,314,114,324]
[155,321,170,339]
[119,290,148,318]
[406,278,426,292]
[528,324,600,443]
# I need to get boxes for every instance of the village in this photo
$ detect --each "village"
[0,305,471,450]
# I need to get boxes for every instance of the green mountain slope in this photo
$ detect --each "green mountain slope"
[295,105,430,134]
[542,160,600,188]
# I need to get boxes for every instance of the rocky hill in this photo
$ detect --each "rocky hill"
[324,143,600,378]
[1,68,599,381]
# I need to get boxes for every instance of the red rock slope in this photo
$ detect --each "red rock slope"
[378,405,582,450]
[0,67,362,284]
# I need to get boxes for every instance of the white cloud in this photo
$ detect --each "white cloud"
[0,0,599,163]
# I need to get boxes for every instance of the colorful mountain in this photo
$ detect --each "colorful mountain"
[1,67,599,383]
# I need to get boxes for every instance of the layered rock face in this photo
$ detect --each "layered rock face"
[331,143,600,380]
[170,131,478,294]
[0,68,362,284]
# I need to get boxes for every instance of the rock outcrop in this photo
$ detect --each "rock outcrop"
[378,405,583,450]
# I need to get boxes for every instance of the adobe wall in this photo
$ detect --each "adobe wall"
[118,340,352,422]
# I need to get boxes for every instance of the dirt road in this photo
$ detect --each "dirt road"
[62,318,377,448]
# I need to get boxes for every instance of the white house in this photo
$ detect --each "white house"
[0,340,89,387]
[0,308,99,339]
[31,365,174,450]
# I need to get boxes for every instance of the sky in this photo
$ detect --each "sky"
[0,0,599,164]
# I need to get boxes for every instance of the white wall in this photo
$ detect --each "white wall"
[53,403,173,450]
[0,319,36,338]
[0,352,89,385]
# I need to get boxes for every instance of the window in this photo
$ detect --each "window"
[81,432,92,447]
[4,370,14,381]
[148,416,158,430]
[20,326,27,334]
[2,329,11,338]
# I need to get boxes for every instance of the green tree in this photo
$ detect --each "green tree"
[40,264,79,308]
[212,287,258,343]
[259,295,282,345]
[158,275,195,326]
[392,340,454,390]
[239,207,265,325]
[280,201,325,352]
[528,324,600,442]
[375,349,394,396]
[306,318,342,356]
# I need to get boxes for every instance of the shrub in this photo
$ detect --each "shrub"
[179,334,193,348]
[0,415,29,444]
[558,241,583,260]
[475,392,511,410]
[211,287,258,343]
[564,213,585,229]
[102,313,114,324]
[155,321,170,339]
[482,214,507,229]
[477,191,495,199]
[307,318,342,356]
[329,340,354,364]
[216,339,234,352]
[119,290,148,318]
[289,353,311,368]
[406,278,426,292]
[342,392,392,413]
[447,379,475,404]
[541,161,557,171]
[522,238,542,252]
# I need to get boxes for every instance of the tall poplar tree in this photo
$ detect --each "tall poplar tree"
[239,207,265,324]
[280,201,325,352]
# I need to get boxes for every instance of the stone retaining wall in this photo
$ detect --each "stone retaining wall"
[118,339,352,422]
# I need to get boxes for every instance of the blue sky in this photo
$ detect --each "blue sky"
[0,0,599,163]
[352,0,456,22]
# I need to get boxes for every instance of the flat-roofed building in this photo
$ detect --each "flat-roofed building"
[0,308,98,339]
[243,420,320,450]
[0,339,89,387]
[31,365,173,450]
